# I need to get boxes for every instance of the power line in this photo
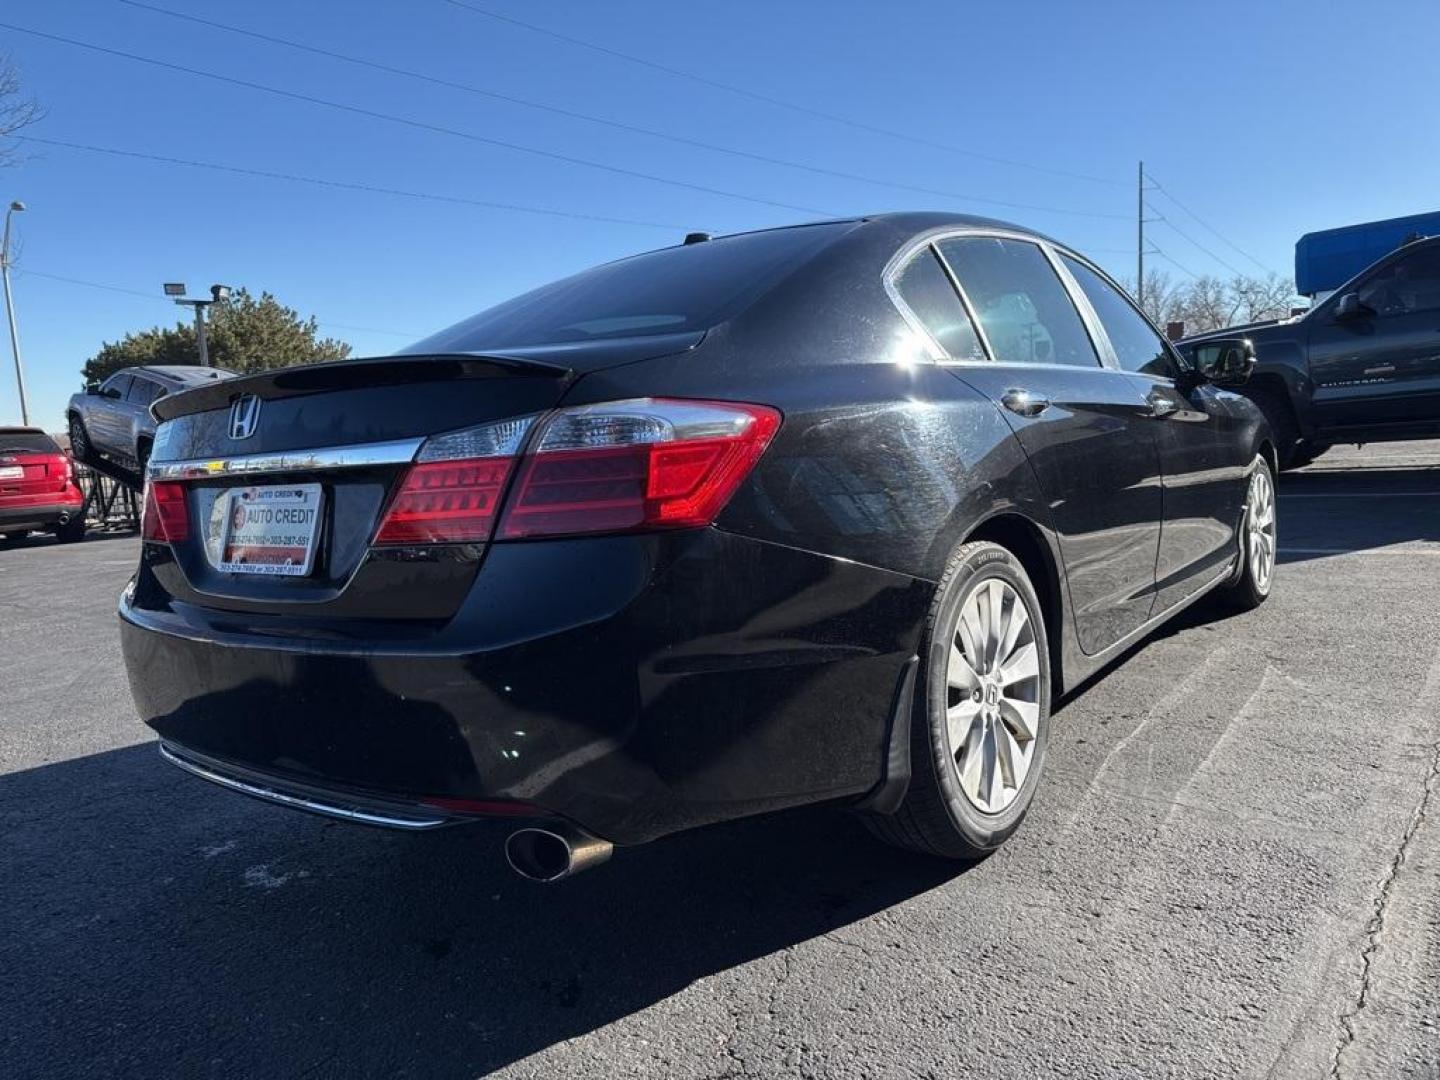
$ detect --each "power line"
[439,0,1124,188]
[0,21,831,217]
[1150,212,1248,278]
[1146,176,1274,275]
[16,135,688,231]
[115,0,1126,222]
[1149,247,1202,281]
[15,268,420,338]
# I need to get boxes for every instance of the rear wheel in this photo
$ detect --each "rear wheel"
[55,516,87,543]
[68,414,93,465]
[864,541,1051,860]
[1219,456,1277,611]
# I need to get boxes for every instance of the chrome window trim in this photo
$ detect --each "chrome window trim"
[147,437,424,481]
[883,225,1119,373]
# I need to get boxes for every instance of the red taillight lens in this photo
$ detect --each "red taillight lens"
[373,457,516,545]
[497,398,780,539]
[373,415,535,546]
[141,480,189,542]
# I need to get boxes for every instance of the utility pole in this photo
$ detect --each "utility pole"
[1,200,29,426]
[163,283,232,367]
[1137,161,1145,310]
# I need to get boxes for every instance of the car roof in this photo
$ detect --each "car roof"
[126,365,238,384]
[0,425,48,435]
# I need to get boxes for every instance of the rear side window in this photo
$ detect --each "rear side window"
[0,430,60,453]
[937,238,1101,368]
[405,223,853,353]
[127,377,164,405]
[1061,254,1180,378]
[891,248,985,361]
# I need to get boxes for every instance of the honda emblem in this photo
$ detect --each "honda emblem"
[229,395,261,440]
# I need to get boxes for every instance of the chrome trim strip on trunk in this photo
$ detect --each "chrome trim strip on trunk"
[147,437,423,481]
[157,742,452,830]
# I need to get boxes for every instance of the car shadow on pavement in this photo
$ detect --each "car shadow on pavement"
[1275,463,1440,566]
[0,742,962,1079]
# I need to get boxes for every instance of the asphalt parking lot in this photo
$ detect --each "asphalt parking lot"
[2,441,1438,1080]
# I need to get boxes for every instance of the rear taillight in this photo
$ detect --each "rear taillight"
[498,398,780,539]
[373,416,534,546]
[141,480,189,542]
[373,400,780,547]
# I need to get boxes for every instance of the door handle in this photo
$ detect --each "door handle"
[1146,393,1178,418]
[1001,389,1050,417]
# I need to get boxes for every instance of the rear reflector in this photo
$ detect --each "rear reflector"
[141,480,189,542]
[498,398,780,539]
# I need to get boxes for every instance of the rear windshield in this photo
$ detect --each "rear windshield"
[0,430,60,454]
[404,223,851,353]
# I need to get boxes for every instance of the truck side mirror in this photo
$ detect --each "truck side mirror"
[1333,292,1373,321]
[1193,338,1255,387]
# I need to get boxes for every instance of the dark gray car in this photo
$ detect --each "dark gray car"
[67,365,236,471]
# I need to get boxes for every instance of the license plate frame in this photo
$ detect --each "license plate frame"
[0,465,23,480]
[217,483,324,577]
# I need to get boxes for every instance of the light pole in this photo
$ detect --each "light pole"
[2,200,29,426]
[163,282,231,367]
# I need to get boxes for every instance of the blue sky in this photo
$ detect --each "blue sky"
[1,0,1437,428]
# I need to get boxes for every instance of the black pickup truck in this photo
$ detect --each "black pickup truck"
[1178,235,1440,468]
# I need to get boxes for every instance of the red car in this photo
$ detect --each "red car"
[0,427,86,544]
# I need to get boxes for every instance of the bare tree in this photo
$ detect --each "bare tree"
[1119,269,1302,338]
[0,54,44,167]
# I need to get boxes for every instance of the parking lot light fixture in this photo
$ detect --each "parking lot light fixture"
[2,200,30,425]
[164,281,231,368]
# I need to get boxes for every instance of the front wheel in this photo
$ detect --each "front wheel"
[1219,456,1277,611]
[68,415,93,465]
[864,541,1051,860]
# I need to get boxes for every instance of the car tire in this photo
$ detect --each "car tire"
[55,516,87,544]
[136,437,152,475]
[68,414,94,465]
[1218,456,1277,612]
[864,541,1051,860]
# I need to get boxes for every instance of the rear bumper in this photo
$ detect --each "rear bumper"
[0,498,83,533]
[158,741,458,829]
[121,528,931,845]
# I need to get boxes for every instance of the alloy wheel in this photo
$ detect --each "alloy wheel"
[945,578,1041,814]
[1247,467,1276,594]
[69,418,88,460]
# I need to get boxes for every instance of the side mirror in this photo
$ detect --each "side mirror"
[1333,292,1373,321]
[1194,338,1255,387]
[101,386,123,400]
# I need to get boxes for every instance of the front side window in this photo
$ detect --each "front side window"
[891,248,985,361]
[1061,254,1179,378]
[102,373,133,399]
[1356,244,1440,317]
[937,238,1100,368]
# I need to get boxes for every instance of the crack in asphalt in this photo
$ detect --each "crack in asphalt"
[1329,727,1440,1079]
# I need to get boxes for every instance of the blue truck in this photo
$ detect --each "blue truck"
[1180,214,1440,468]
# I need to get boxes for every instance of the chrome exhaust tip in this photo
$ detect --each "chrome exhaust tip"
[56,513,70,525]
[504,825,613,883]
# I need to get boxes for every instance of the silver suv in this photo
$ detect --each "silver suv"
[67,365,236,471]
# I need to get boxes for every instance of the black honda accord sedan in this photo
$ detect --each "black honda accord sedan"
[121,212,1277,881]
